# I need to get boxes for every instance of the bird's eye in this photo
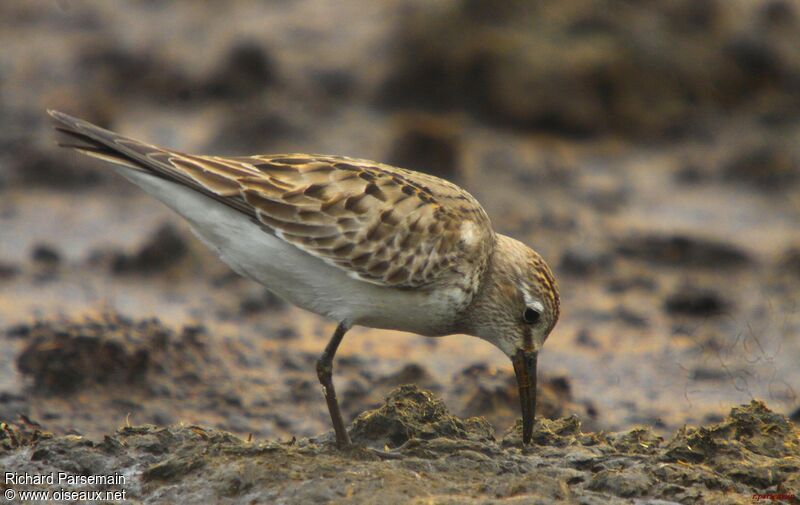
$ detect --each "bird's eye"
[523,307,541,324]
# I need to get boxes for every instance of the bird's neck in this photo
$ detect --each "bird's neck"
[458,234,515,338]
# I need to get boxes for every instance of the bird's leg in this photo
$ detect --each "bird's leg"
[316,322,351,447]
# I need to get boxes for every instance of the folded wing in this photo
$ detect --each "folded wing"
[48,110,495,289]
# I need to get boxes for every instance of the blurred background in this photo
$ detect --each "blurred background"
[0,0,798,440]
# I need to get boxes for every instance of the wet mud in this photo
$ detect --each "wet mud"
[1,387,797,503]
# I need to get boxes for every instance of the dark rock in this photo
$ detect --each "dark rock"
[111,223,188,274]
[616,233,752,269]
[664,286,728,317]
[386,114,460,179]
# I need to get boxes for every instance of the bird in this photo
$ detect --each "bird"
[47,110,560,447]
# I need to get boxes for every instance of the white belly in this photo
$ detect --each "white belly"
[115,168,461,336]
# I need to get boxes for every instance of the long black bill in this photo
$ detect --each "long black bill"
[512,349,538,445]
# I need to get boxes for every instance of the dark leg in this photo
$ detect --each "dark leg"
[316,322,351,447]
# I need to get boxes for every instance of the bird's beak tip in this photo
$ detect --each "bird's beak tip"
[512,348,538,446]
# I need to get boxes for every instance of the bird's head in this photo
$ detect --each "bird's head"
[462,234,560,445]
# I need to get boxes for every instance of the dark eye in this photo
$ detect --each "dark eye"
[523,307,541,324]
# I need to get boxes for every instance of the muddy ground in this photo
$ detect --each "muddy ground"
[2,388,799,503]
[1,0,799,503]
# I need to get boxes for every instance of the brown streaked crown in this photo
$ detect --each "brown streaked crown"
[530,250,560,335]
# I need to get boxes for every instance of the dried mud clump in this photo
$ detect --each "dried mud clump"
[559,244,612,277]
[30,244,61,266]
[238,287,287,315]
[664,285,730,317]
[662,401,800,492]
[0,420,51,452]
[349,385,494,448]
[0,261,18,281]
[380,0,800,138]
[202,41,277,100]
[340,363,441,421]
[206,108,301,155]
[781,247,800,278]
[722,138,800,190]
[386,113,461,180]
[108,223,189,274]
[9,145,107,188]
[448,363,587,433]
[78,44,193,104]
[616,233,752,269]
[77,39,277,108]
[14,314,209,394]
[0,393,797,503]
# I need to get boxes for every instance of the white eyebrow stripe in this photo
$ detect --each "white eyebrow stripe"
[520,286,544,312]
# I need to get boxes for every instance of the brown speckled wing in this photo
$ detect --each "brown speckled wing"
[234,154,495,288]
[49,110,495,289]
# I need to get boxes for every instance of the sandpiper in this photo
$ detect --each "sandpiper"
[48,110,560,446]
